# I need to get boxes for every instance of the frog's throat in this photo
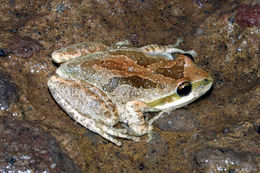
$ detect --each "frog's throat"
[146,79,213,110]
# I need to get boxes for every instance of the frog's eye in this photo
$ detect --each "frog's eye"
[182,53,195,62]
[177,82,192,97]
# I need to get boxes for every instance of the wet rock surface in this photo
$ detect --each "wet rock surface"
[0,70,19,110]
[195,148,257,173]
[0,117,81,172]
[7,35,43,58]
[156,109,197,132]
[0,0,259,172]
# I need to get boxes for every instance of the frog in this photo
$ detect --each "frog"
[47,41,213,146]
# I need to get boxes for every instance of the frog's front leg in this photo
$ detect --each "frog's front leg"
[123,101,154,137]
[48,75,139,146]
[122,101,169,143]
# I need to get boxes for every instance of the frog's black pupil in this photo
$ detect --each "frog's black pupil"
[177,82,192,97]
[183,53,194,62]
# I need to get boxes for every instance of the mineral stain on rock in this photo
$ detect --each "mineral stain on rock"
[7,35,43,58]
[235,5,260,27]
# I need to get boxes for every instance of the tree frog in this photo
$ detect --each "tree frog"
[48,42,213,146]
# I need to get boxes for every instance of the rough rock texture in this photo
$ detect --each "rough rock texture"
[195,148,257,172]
[0,117,81,172]
[0,0,259,172]
[0,70,19,110]
[156,109,197,132]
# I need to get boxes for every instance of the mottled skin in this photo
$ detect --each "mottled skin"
[48,42,213,146]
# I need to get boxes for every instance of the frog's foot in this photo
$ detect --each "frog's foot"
[52,42,109,63]
[96,124,140,142]
[74,115,140,146]
[114,40,131,47]
[147,130,154,143]
[122,122,154,143]
[87,123,123,146]
[139,43,197,60]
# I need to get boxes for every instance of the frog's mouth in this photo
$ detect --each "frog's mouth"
[146,78,213,110]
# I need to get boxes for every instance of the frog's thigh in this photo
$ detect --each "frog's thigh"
[52,42,109,63]
[48,75,119,127]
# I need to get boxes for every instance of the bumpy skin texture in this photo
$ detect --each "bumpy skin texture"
[48,42,213,146]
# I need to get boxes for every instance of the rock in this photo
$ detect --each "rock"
[155,109,197,132]
[235,5,260,27]
[0,70,19,110]
[194,148,257,173]
[0,117,81,172]
[7,35,43,58]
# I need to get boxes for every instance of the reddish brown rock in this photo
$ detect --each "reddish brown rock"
[236,5,260,27]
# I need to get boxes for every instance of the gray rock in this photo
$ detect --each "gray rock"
[195,148,258,173]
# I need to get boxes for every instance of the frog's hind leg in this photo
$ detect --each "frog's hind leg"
[52,42,109,63]
[48,75,139,146]
[139,44,197,60]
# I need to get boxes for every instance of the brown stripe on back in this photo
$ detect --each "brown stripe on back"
[91,54,170,91]
[102,76,165,92]
[90,51,187,92]
[94,54,150,76]
[109,50,165,67]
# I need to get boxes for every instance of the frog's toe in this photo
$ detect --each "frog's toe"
[147,131,154,143]
[133,136,140,142]
[108,129,140,142]
[97,124,139,142]
[86,124,123,146]
[113,128,128,134]
[100,132,122,146]
[99,124,127,134]
[112,132,140,142]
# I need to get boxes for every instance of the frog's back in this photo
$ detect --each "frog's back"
[57,48,169,84]
[56,48,175,103]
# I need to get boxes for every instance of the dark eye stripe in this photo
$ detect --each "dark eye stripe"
[182,53,194,62]
[153,58,185,79]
